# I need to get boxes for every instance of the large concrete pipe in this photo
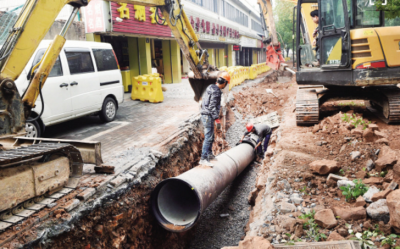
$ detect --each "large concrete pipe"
[150,134,259,232]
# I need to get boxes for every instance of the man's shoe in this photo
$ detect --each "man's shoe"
[208,154,216,160]
[199,159,214,167]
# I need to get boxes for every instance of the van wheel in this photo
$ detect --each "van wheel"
[25,120,42,138]
[100,97,117,122]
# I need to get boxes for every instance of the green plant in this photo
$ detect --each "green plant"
[339,169,345,175]
[299,211,326,242]
[373,224,384,236]
[299,210,315,221]
[381,234,400,247]
[299,186,308,195]
[339,179,369,202]
[380,171,388,177]
[350,231,377,249]
[342,113,351,122]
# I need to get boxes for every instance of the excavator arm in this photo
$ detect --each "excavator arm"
[107,0,219,101]
[257,0,295,73]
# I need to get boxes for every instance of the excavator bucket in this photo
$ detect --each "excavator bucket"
[188,71,220,102]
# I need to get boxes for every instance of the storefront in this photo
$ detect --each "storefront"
[84,0,250,90]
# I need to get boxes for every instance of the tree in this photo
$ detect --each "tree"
[273,0,296,58]
[375,0,400,19]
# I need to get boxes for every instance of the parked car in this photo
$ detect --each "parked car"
[15,40,124,137]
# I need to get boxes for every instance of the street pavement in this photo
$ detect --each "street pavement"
[44,79,200,161]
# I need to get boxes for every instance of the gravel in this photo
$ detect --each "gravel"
[188,78,265,249]
[188,163,257,249]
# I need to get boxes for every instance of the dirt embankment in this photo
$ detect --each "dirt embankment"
[225,75,400,248]
[4,121,205,249]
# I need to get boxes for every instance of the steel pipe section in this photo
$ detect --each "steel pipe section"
[151,137,257,232]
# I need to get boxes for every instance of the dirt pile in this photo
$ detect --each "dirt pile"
[246,108,400,248]
[232,79,295,119]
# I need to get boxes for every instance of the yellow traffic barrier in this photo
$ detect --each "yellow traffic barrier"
[131,74,164,103]
[219,66,228,71]
[285,57,290,61]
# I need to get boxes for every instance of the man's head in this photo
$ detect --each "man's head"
[246,123,254,132]
[216,72,230,89]
[310,9,319,24]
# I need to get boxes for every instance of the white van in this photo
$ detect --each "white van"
[15,40,124,137]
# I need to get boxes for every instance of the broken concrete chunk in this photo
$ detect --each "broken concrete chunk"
[63,199,80,212]
[363,128,374,142]
[94,165,115,174]
[387,190,400,233]
[375,146,398,172]
[350,151,361,161]
[110,175,127,188]
[368,123,379,131]
[337,180,355,188]
[363,186,380,203]
[309,159,340,175]
[332,206,366,221]
[327,231,345,241]
[327,174,348,182]
[355,196,366,207]
[280,202,296,214]
[277,179,291,191]
[366,159,375,171]
[374,130,388,139]
[76,188,96,201]
[314,209,337,229]
[375,138,389,145]
[363,177,383,185]
[371,188,393,202]
[366,199,390,224]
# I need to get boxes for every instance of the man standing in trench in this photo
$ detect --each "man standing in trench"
[199,72,230,167]
[241,123,272,158]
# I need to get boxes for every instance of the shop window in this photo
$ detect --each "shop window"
[66,51,94,75]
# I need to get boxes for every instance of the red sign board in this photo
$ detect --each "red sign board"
[233,45,240,51]
[111,3,171,37]
[85,0,105,33]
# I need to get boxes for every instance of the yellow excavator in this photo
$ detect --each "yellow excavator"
[259,0,400,125]
[0,0,217,219]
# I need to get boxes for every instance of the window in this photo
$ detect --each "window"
[65,51,95,74]
[92,49,118,71]
[32,49,63,77]
[355,0,382,27]
[252,19,263,33]
[321,0,346,31]
[224,2,248,27]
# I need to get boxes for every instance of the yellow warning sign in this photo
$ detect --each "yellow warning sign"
[363,30,374,36]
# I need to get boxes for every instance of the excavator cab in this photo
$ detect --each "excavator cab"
[295,0,400,125]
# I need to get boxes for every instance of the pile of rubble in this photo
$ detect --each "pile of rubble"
[239,109,400,248]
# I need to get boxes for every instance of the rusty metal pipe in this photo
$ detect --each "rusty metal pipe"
[151,139,257,232]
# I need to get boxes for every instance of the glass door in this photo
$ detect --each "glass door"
[318,0,351,69]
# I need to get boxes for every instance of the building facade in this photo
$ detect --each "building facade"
[84,0,266,86]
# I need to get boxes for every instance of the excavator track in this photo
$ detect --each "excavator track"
[296,87,320,125]
[367,88,400,124]
[0,143,83,230]
[0,143,82,167]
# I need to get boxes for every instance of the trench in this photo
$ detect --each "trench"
[8,73,279,249]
